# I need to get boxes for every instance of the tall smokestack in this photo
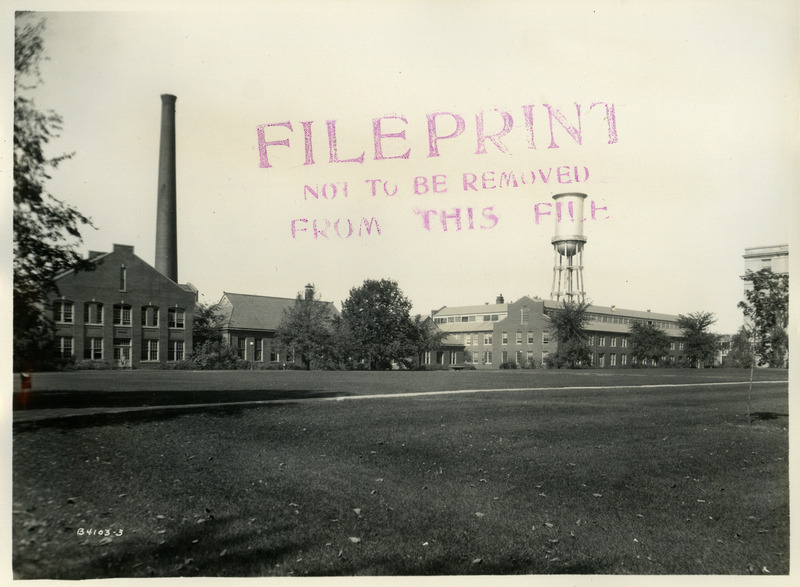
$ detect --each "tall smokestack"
[155,94,178,282]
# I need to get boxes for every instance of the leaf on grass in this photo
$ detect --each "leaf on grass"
[349,537,361,544]
[762,567,770,574]
[593,494,602,498]
[549,539,559,544]
[545,522,554,528]
[539,493,547,497]
[98,537,112,546]
[475,512,485,517]
[353,508,362,516]
[697,499,706,503]
[472,558,482,564]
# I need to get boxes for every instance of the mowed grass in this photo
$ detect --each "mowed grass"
[12,371,789,578]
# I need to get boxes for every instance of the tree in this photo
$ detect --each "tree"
[728,326,755,369]
[192,301,225,348]
[738,268,789,367]
[275,289,337,370]
[340,279,442,370]
[629,321,671,367]
[677,311,721,368]
[14,15,93,370]
[547,300,592,368]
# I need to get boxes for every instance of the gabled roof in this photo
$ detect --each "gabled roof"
[220,292,337,332]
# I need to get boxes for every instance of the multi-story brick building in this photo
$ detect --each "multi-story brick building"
[49,244,197,369]
[431,295,685,369]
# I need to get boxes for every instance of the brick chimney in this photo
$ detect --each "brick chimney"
[155,94,178,282]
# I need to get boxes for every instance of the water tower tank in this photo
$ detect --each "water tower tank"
[551,192,587,256]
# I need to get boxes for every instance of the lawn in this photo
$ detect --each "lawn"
[12,369,789,578]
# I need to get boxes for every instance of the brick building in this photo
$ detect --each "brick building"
[431,295,685,369]
[218,289,338,367]
[50,244,197,369]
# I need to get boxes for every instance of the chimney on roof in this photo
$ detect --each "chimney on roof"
[155,94,178,282]
[304,283,315,301]
[496,294,505,304]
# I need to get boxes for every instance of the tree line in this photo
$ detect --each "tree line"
[188,279,446,371]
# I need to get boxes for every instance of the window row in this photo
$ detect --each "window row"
[54,337,185,362]
[433,313,507,324]
[451,331,550,346]
[232,337,294,362]
[53,301,185,328]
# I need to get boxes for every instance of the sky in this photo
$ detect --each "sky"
[8,0,799,335]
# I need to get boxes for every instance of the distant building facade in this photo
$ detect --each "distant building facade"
[431,294,685,369]
[49,244,197,369]
[742,244,789,279]
[218,288,337,367]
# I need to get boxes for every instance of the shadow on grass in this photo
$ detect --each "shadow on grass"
[12,401,297,432]
[14,513,310,580]
[13,388,348,411]
[750,411,788,422]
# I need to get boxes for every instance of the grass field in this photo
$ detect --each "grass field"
[12,369,789,578]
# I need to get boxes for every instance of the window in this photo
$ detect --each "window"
[483,315,491,322]
[447,317,455,323]
[56,336,73,359]
[502,350,508,363]
[484,334,492,345]
[119,265,127,291]
[113,304,132,326]
[461,316,469,322]
[541,350,549,364]
[610,336,617,347]
[254,338,263,362]
[526,350,534,364]
[527,331,534,344]
[423,351,431,365]
[516,331,522,344]
[598,353,605,367]
[483,351,493,364]
[450,352,458,365]
[84,302,103,325]
[521,306,529,324]
[670,341,676,350]
[270,349,280,362]
[237,337,247,359]
[610,353,616,366]
[168,308,185,329]
[622,337,628,348]
[491,314,499,321]
[436,351,445,364]
[141,340,158,362]
[679,342,685,350]
[621,354,627,366]
[598,335,606,346]
[516,350,523,365]
[54,300,74,323]
[168,340,185,362]
[542,331,550,344]
[85,337,103,360]
[502,332,508,345]
[141,306,159,327]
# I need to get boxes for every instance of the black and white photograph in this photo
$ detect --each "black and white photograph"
[5,0,797,583]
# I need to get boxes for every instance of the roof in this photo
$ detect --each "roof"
[433,303,508,317]
[542,300,679,323]
[220,292,337,332]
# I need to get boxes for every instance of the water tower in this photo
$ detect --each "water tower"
[550,192,587,303]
